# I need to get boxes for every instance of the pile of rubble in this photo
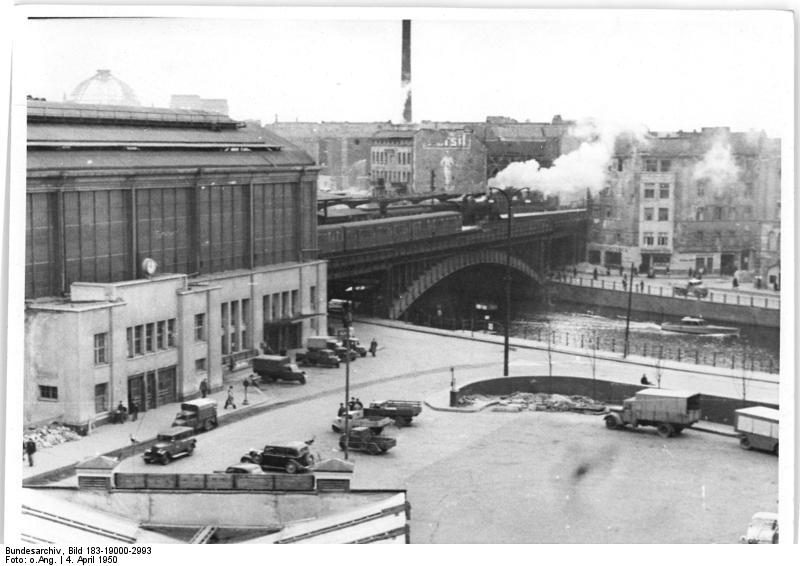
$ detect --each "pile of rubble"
[490,392,608,414]
[23,423,81,449]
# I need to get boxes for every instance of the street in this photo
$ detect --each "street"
[109,321,778,543]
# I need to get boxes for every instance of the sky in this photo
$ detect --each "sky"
[15,8,793,139]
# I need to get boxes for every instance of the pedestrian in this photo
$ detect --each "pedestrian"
[592,267,598,280]
[115,401,127,423]
[348,397,357,410]
[573,266,578,278]
[338,403,346,417]
[640,374,652,385]
[354,398,364,410]
[688,267,694,278]
[224,385,237,410]
[639,280,645,292]
[24,438,36,467]
[622,277,627,291]
[199,379,209,398]
[369,338,378,357]
[732,277,739,288]
[129,400,139,422]
[755,276,762,289]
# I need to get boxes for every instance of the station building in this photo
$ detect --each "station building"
[24,100,325,430]
[588,127,781,281]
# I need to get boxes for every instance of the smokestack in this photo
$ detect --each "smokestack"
[401,20,412,123]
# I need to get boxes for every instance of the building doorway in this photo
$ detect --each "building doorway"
[128,365,177,412]
[264,321,302,354]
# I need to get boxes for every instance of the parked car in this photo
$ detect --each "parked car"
[672,278,709,298]
[143,426,196,465]
[240,441,316,474]
[740,512,779,544]
[339,427,396,455]
[295,348,341,368]
[221,463,266,475]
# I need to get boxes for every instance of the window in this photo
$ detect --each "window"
[744,206,753,218]
[126,327,133,358]
[282,291,290,318]
[94,383,108,413]
[194,313,206,341]
[644,207,654,221]
[157,321,165,349]
[645,159,658,172]
[643,183,655,198]
[728,230,736,240]
[617,158,624,172]
[660,160,671,172]
[195,358,207,372]
[657,233,669,246]
[744,182,754,197]
[167,319,176,348]
[94,332,108,365]
[39,385,58,400]
[695,207,705,221]
[310,286,317,312]
[134,325,143,356]
[605,207,612,218]
[659,184,670,198]
[616,232,622,243]
[291,290,298,316]
[697,230,704,241]
[643,232,654,246]
[658,208,669,221]
[713,206,723,220]
[145,323,155,353]
[271,293,280,320]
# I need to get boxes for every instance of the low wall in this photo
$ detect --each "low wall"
[549,283,779,328]
[458,375,778,425]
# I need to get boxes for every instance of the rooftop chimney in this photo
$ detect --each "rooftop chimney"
[402,20,412,123]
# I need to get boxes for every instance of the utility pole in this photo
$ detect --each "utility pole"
[342,300,352,460]
[623,262,635,358]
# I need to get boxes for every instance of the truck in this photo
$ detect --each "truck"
[336,328,368,357]
[295,348,341,368]
[251,355,308,384]
[143,427,196,465]
[672,278,709,298]
[339,427,397,455]
[363,400,423,426]
[604,388,701,438]
[331,410,393,434]
[734,406,779,455]
[307,336,357,362]
[172,398,218,432]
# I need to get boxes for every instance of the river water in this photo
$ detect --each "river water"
[509,299,780,373]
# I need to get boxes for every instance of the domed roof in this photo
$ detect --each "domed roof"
[69,69,140,106]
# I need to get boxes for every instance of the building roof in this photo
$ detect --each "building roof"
[485,123,568,141]
[372,129,416,140]
[270,121,394,139]
[75,455,119,470]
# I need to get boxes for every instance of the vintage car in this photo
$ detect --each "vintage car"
[672,278,709,298]
[222,463,266,475]
[240,441,316,474]
[740,512,779,544]
[143,426,196,465]
[339,427,396,455]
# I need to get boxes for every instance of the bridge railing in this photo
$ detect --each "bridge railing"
[551,274,781,310]
[405,313,779,374]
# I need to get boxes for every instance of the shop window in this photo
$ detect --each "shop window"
[94,332,108,365]
[39,385,58,401]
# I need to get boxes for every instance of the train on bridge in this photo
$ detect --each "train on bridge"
[318,208,587,256]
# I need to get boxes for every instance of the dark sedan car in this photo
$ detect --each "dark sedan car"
[240,441,316,474]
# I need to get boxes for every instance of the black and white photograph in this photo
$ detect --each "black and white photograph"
[0,2,795,550]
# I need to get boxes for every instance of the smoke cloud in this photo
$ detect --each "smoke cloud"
[488,118,648,203]
[692,137,740,195]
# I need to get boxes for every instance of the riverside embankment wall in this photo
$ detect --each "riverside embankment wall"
[549,282,779,328]
[458,375,778,425]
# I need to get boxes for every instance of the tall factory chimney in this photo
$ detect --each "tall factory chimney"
[401,20,412,123]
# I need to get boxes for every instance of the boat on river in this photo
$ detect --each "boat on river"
[661,316,740,336]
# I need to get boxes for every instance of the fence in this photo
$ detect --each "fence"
[557,275,780,310]
[407,313,778,374]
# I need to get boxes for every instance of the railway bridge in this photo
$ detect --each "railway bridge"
[320,209,590,320]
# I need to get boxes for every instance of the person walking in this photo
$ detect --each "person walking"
[593,267,598,281]
[129,401,139,422]
[24,439,36,467]
[622,277,627,291]
[732,277,739,288]
[224,385,237,410]
[369,338,378,357]
[199,379,209,398]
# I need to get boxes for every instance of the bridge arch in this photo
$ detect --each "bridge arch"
[389,249,543,319]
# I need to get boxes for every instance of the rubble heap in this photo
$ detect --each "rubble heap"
[486,392,608,414]
[23,423,81,449]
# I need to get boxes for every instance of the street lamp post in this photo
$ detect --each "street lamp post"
[489,187,522,377]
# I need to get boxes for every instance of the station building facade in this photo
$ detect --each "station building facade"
[24,101,325,429]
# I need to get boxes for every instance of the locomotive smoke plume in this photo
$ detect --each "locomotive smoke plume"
[488,118,648,203]
[692,136,740,196]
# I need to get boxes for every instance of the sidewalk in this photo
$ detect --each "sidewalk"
[22,366,268,482]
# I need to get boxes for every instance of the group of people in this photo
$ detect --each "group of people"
[112,401,138,423]
[337,397,365,416]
